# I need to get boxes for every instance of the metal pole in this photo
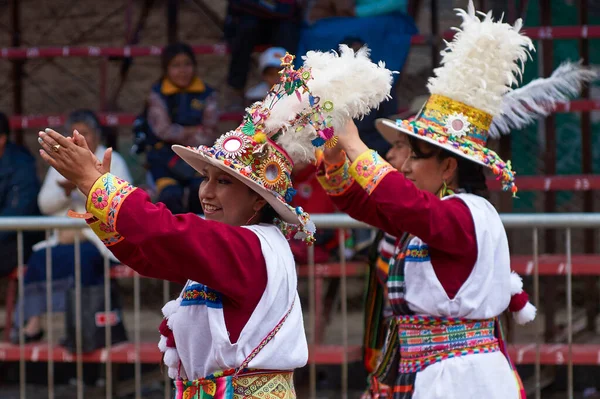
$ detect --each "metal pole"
[45,230,54,399]
[540,0,557,342]
[308,244,316,399]
[577,0,597,333]
[10,0,24,145]
[17,231,25,399]
[533,228,541,399]
[163,280,171,399]
[104,254,113,399]
[74,234,84,399]
[566,228,573,399]
[338,229,348,399]
[134,272,142,399]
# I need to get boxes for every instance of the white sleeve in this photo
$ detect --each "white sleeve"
[38,167,71,215]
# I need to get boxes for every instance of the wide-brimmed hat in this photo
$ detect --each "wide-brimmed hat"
[173,47,393,242]
[375,2,598,195]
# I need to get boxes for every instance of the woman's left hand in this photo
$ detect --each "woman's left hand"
[38,128,102,196]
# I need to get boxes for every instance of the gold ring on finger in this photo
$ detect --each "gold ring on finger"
[52,144,61,152]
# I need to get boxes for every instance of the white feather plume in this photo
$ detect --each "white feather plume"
[489,61,598,138]
[263,45,394,164]
[427,0,534,116]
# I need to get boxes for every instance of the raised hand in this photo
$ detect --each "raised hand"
[72,129,112,175]
[38,128,102,196]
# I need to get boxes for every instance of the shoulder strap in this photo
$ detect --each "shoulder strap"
[235,296,295,374]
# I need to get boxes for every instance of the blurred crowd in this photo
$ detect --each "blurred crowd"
[0,0,417,345]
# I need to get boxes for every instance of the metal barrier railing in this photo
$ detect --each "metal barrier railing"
[1,213,599,399]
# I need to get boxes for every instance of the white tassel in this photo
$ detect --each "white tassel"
[167,367,179,380]
[490,61,598,138]
[513,301,537,325]
[163,347,180,368]
[158,335,168,352]
[509,271,536,325]
[167,314,176,330]
[161,298,181,318]
[509,271,523,295]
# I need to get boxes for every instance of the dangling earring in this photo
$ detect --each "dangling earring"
[439,181,454,199]
[246,210,260,225]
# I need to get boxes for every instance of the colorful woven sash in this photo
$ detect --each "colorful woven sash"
[174,369,295,399]
[396,315,499,373]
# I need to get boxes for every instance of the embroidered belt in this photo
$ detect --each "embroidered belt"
[396,315,499,373]
[174,369,295,399]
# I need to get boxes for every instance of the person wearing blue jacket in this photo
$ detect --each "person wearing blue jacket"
[0,112,42,277]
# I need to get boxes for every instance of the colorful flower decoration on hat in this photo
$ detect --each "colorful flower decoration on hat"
[174,46,394,243]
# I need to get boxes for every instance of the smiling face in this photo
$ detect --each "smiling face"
[198,164,267,226]
[401,138,458,194]
[166,53,195,89]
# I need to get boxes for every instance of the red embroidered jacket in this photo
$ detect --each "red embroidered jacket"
[85,173,267,343]
[316,150,478,299]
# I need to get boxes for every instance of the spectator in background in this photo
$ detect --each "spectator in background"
[308,0,407,23]
[145,42,219,215]
[245,46,288,103]
[0,111,41,278]
[12,109,132,343]
[224,0,302,110]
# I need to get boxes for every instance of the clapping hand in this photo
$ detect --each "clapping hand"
[38,129,112,196]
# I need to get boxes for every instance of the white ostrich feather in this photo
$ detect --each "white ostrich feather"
[489,61,598,138]
[263,45,394,163]
[427,0,534,116]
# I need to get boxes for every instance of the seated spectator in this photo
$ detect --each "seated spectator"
[145,42,219,214]
[224,0,302,110]
[289,160,338,264]
[245,46,288,103]
[307,0,354,23]
[13,109,132,343]
[308,0,408,24]
[0,111,41,278]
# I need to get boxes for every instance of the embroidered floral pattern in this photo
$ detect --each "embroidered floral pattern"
[181,283,223,308]
[349,150,395,194]
[87,173,136,233]
[88,218,124,247]
[316,158,353,197]
[91,189,109,209]
[355,159,376,178]
[98,222,113,233]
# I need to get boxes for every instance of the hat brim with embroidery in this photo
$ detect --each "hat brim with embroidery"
[173,46,394,242]
[374,1,597,196]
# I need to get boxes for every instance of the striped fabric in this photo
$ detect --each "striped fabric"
[396,315,499,373]
[387,233,413,315]
[175,369,295,399]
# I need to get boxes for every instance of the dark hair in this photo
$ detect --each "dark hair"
[161,42,197,76]
[259,203,278,224]
[340,36,365,48]
[65,109,103,139]
[0,111,9,137]
[408,136,489,198]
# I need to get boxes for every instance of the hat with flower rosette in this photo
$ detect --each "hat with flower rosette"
[173,46,394,242]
